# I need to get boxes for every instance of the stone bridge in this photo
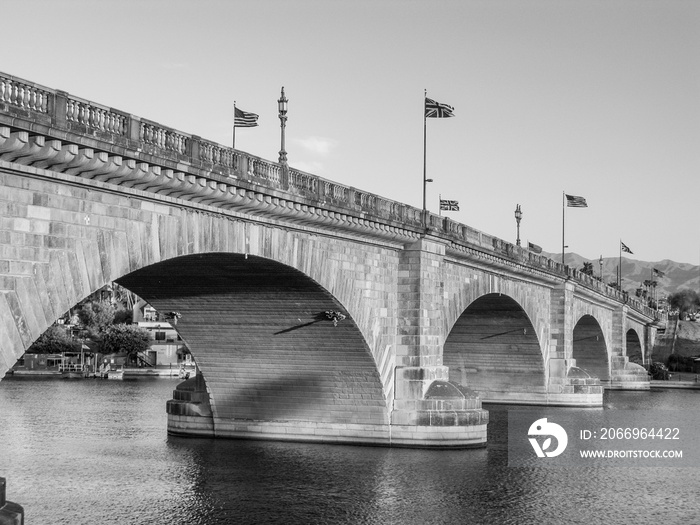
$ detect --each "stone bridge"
[0,72,665,448]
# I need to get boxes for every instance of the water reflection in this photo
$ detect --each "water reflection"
[0,377,698,524]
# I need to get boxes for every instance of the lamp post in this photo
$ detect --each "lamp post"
[514,204,522,246]
[277,87,288,165]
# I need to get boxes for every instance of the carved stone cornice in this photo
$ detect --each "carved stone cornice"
[0,125,421,245]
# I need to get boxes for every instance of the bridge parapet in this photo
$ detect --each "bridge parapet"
[0,74,51,114]
[0,70,663,324]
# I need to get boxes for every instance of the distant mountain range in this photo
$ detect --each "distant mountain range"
[541,252,699,298]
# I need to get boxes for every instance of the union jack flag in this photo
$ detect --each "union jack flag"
[425,98,454,118]
[621,241,633,254]
[440,199,459,211]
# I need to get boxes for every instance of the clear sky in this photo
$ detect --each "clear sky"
[3,0,699,265]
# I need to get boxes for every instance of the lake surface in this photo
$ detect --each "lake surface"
[0,376,698,524]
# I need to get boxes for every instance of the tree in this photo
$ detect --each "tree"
[113,308,133,325]
[667,354,696,372]
[78,300,116,339]
[667,289,700,316]
[580,262,594,276]
[101,324,150,357]
[28,325,81,354]
[648,362,669,380]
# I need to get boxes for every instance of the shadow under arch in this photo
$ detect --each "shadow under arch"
[443,293,545,402]
[116,252,389,433]
[572,315,609,382]
[626,328,643,365]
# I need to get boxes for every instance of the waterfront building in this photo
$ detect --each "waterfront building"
[10,353,63,375]
[136,321,190,368]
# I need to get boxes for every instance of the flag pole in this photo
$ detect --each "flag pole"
[232,101,236,150]
[439,194,442,216]
[618,240,622,289]
[561,191,565,266]
[422,89,427,214]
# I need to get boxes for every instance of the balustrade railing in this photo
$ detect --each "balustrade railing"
[0,76,50,113]
[289,168,318,194]
[0,69,663,320]
[198,139,239,170]
[322,181,348,204]
[247,158,282,185]
[140,121,187,154]
[387,201,403,222]
[66,97,128,135]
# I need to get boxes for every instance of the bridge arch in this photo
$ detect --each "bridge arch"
[443,293,545,402]
[0,166,401,398]
[2,243,390,430]
[625,328,644,365]
[117,252,388,427]
[572,314,609,382]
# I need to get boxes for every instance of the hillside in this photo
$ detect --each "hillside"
[542,251,699,298]
[653,320,700,363]
[675,321,700,355]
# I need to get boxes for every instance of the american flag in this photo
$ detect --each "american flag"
[425,98,454,118]
[565,194,588,207]
[439,199,459,211]
[234,107,259,127]
[528,241,542,254]
[621,241,633,254]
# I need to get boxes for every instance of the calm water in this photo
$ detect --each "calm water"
[0,377,698,524]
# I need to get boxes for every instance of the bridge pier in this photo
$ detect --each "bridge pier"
[544,283,605,405]
[166,371,215,437]
[608,306,651,390]
[609,356,650,390]
[391,237,488,447]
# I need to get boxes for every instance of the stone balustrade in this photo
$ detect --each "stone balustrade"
[140,121,187,154]
[65,95,128,135]
[0,76,50,114]
[0,70,665,323]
